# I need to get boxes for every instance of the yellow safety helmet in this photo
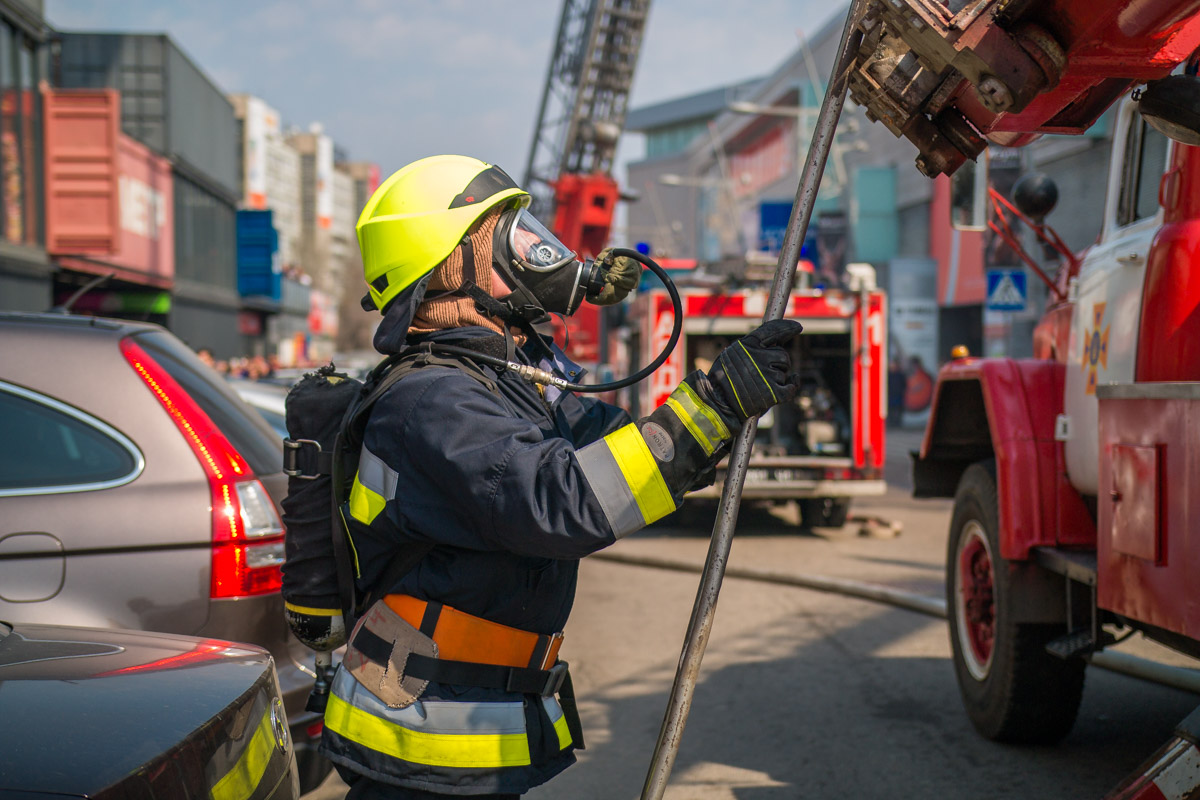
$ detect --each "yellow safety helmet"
[356,155,529,310]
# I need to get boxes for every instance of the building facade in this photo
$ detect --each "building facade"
[55,31,242,355]
[334,160,380,352]
[285,125,340,360]
[0,0,53,313]
[231,94,302,273]
[624,3,1116,378]
[0,14,381,367]
[230,93,310,360]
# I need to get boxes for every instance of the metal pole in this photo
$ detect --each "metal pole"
[639,4,866,798]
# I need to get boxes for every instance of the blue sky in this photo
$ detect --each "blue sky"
[46,0,842,182]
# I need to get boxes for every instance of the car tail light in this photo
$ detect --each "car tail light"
[121,339,285,599]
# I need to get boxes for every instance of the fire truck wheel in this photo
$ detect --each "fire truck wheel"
[799,498,850,529]
[946,460,1085,744]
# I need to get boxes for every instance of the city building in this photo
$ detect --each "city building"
[334,160,380,352]
[0,0,54,312]
[54,31,242,355]
[286,124,340,361]
[623,4,1117,376]
[0,12,380,367]
[230,93,310,360]
[230,94,302,274]
[622,78,762,260]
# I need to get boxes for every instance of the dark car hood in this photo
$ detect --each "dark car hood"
[0,623,293,798]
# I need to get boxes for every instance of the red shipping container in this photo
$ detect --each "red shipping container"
[43,88,174,287]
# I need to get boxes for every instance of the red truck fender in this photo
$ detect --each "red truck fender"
[913,357,1093,562]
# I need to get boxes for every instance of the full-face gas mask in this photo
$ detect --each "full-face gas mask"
[491,207,605,324]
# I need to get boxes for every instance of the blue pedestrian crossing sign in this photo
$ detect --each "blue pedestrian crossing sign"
[986,268,1027,312]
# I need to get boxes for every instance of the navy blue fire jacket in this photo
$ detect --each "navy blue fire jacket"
[323,287,634,795]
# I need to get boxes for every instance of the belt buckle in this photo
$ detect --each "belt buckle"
[540,661,568,697]
[540,632,565,670]
[283,438,323,479]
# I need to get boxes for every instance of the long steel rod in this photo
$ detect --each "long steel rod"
[639,4,866,798]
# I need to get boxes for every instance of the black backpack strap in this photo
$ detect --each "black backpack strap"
[332,345,502,626]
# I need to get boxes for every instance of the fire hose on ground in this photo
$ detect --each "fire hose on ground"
[593,548,1200,696]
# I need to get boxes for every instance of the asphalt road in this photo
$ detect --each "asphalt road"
[305,428,1200,799]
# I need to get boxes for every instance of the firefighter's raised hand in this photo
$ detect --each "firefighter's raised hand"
[705,319,804,424]
[588,249,643,306]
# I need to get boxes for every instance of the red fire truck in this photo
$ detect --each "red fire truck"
[916,90,1200,737]
[623,273,887,527]
[840,1,1200,793]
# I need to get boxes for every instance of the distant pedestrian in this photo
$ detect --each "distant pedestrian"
[905,355,934,414]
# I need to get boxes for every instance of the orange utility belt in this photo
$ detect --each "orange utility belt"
[384,594,564,672]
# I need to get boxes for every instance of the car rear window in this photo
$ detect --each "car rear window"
[131,331,282,477]
[0,384,140,492]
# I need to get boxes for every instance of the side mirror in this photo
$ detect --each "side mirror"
[1138,74,1200,146]
[1012,172,1058,223]
[950,157,987,231]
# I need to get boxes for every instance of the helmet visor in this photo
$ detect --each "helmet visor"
[507,209,577,273]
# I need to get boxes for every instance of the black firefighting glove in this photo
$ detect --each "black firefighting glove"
[701,319,804,426]
[609,321,802,519]
[588,248,643,306]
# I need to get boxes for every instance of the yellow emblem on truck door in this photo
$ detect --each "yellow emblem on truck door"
[1082,302,1109,395]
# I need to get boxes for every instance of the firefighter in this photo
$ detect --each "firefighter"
[319,155,804,798]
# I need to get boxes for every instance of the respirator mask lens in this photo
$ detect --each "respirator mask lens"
[507,209,578,272]
[492,207,603,320]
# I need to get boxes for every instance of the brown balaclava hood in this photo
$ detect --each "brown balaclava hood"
[409,206,510,336]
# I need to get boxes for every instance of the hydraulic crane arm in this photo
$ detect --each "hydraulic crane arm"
[847,0,1200,176]
[523,0,650,256]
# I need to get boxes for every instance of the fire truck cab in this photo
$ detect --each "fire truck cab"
[914,93,1200,745]
[625,271,887,528]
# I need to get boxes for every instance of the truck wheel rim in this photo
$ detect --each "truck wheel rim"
[955,520,995,680]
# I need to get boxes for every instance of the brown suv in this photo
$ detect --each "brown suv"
[0,312,330,793]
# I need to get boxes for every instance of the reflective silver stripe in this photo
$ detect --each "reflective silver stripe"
[575,438,646,539]
[542,696,572,749]
[542,696,564,725]
[357,445,399,501]
[332,665,527,734]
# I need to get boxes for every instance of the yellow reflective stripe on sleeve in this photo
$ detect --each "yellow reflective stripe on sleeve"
[210,705,274,800]
[605,424,676,524]
[665,382,731,456]
[284,602,340,616]
[348,474,386,524]
[575,438,646,538]
[325,693,532,768]
[738,341,777,403]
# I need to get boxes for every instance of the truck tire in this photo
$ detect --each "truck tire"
[799,497,850,529]
[946,460,1085,744]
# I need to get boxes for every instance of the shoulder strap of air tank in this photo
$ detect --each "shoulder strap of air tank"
[334,345,500,626]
